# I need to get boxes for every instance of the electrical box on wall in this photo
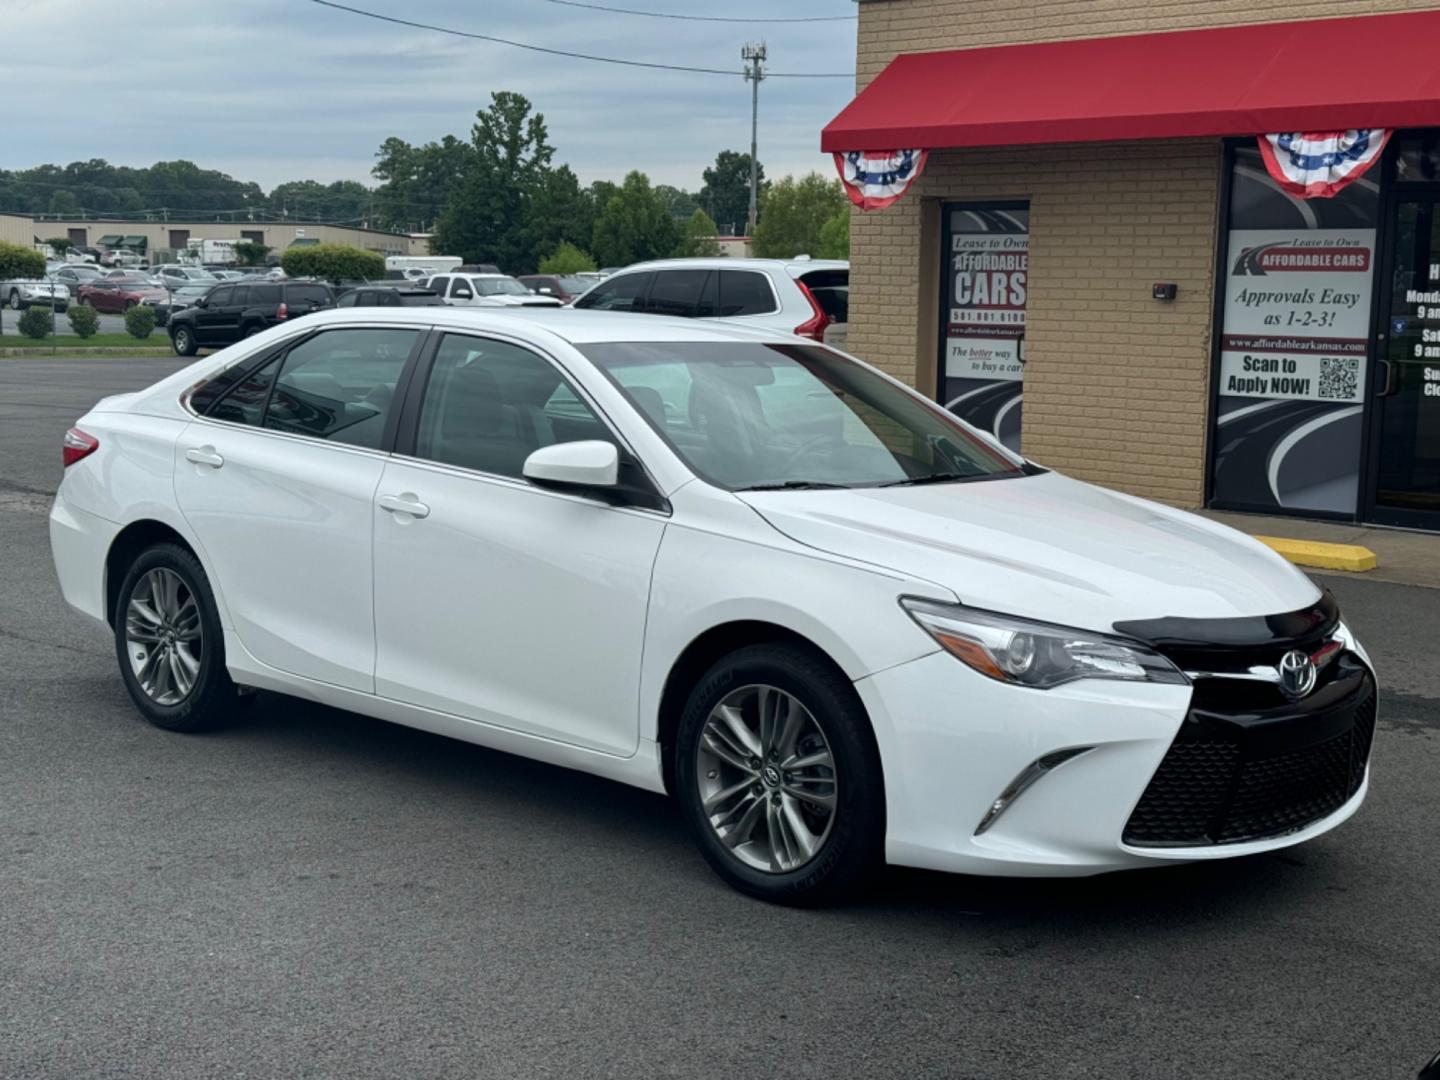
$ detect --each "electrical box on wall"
[1152,283,1178,301]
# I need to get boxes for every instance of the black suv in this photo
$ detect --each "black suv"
[169,281,335,355]
[334,285,445,309]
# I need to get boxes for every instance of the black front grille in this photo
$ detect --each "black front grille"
[1124,664,1375,848]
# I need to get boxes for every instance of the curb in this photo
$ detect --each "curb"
[0,346,174,357]
[1254,536,1378,573]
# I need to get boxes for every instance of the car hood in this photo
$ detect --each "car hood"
[480,295,564,307]
[737,471,1319,633]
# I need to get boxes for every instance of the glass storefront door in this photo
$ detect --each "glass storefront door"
[1365,193,1440,529]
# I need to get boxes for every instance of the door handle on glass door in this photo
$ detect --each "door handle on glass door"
[378,493,430,519]
[1375,360,1395,396]
[185,446,224,468]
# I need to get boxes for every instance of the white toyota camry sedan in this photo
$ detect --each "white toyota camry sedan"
[49,307,1378,903]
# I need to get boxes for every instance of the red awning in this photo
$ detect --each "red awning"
[821,12,1440,152]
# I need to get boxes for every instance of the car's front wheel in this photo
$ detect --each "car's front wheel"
[171,325,197,356]
[674,643,884,905]
[8,290,23,310]
[113,543,243,732]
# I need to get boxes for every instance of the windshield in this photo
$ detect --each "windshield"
[474,277,529,296]
[582,341,1029,490]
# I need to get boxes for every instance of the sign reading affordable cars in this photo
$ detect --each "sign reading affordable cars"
[1218,228,1375,403]
[945,231,1028,381]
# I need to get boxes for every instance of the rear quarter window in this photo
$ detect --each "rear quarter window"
[717,270,777,316]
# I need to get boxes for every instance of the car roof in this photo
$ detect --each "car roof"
[611,257,848,277]
[295,305,808,346]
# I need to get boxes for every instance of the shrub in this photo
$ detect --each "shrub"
[673,209,722,258]
[67,303,100,339]
[124,304,157,340]
[280,243,384,282]
[17,305,54,340]
[537,242,597,275]
[233,240,271,267]
[0,240,45,281]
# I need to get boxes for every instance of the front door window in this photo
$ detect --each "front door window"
[1368,195,1440,527]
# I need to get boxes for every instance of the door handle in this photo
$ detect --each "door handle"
[378,492,430,519]
[1374,360,1395,397]
[185,446,225,468]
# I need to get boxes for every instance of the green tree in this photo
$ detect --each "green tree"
[538,242,597,274]
[372,134,473,234]
[123,304,156,340]
[18,305,53,340]
[44,236,73,257]
[280,243,385,282]
[699,150,765,235]
[269,179,372,222]
[674,208,722,257]
[591,171,680,269]
[0,241,45,279]
[233,241,271,267]
[655,184,698,220]
[817,208,851,260]
[432,92,555,272]
[525,165,592,272]
[47,190,81,215]
[751,173,848,259]
[67,303,99,339]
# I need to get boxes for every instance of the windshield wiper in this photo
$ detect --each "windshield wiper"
[879,472,973,487]
[735,480,850,492]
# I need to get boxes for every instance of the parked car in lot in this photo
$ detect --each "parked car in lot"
[335,285,444,308]
[428,272,563,308]
[153,265,218,290]
[49,307,1378,904]
[150,284,213,327]
[573,257,848,346]
[4,272,70,311]
[49,263,105,297]
[75,274,166,313]
[516,274,591,304]
[166,280,334,355]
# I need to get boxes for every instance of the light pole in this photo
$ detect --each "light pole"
[742,41,766,239]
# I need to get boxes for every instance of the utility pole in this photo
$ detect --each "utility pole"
[742,41,766,239]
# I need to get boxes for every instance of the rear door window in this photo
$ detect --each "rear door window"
[572,271,654,312]
[287,284,331,307]
[645,270,710,318]
[262,328,420,449]
[250,284,281,305]
[799,269,849,324]
[717,270,777,316]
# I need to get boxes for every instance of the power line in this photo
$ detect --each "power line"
[531,0,856,22]
[306,0,854,77]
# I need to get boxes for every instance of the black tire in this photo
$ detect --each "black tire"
[241,321,263,338]
[9,290,23,310]
[113,543,242,733]
[674,642,885,905]
[171,325,198,356]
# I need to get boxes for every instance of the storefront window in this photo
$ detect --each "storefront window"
[938,203,1028,451]
[1209,145,1377,515]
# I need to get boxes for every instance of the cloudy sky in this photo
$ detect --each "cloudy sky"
[2,0,858,193]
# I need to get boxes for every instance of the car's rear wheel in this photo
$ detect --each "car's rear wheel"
[241,321,263,338]
[113,543,243,732]
[674,643,884,905]
[171,325,197,356]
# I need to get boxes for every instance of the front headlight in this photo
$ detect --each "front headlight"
[901,598,1187,690]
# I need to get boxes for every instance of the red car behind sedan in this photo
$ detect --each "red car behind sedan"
[76,274,171,314]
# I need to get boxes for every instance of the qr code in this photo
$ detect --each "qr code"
[1319,356,1359,400]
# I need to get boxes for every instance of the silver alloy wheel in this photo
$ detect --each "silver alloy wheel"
[695,683,838,873]
[175,328,191,352]
[124,568,202,706]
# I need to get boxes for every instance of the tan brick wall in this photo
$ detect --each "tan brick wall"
[850,141,1221,506]
[846,0,1440,507]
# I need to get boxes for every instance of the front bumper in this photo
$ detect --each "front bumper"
[855,648,1374,877]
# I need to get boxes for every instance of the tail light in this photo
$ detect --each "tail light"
[62,427,99,468]
[276,302,289,320]
[793,279,832,342]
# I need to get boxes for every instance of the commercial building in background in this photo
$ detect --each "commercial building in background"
[0,213,427,262]
[826,2,1440,533]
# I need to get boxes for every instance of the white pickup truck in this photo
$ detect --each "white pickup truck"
[3,267,69,312]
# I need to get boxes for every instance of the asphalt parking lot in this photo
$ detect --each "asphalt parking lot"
[2,355,1438,1080]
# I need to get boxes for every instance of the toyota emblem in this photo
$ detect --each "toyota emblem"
[1278,649,1317,699]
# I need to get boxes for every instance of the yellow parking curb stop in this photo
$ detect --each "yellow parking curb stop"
[1253,536,1377,572]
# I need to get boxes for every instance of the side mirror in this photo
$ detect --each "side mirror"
[523,440,619,491]
[195,297,208,308]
